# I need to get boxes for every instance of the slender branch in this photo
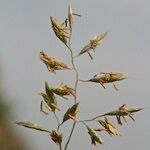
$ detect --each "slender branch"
[59,143,62,150]
[53,112,60,127]
[66,44,79,104]
[77,114,105,123]
[57,121,63,131]
[64,34,79,150]
[64,122,76,150]
[53,112,62,150]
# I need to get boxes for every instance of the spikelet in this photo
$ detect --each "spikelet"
[50,16,69,45]
[51,82,75,100]
[38,82,60,113]
[40,51,70,74]
[68,5,81,33]
[63,103,79,122]
[76,32,107,59]
[102,104,143,125]
[50,130,63,145]
[80,72,126,90]
[84,123,104,145]
[98,117,121,136]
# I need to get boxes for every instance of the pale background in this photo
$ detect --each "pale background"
[0,0,149,149]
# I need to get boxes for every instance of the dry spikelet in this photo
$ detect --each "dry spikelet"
[51,82,75,99]
[84,123,103,145]
[80,72,126,90]
[38,92,59,112]
[16,121,51,133]
[63,103,79,122]
[103,107,143,116]
[44,81,59,111]
[76,32,107,59]
[98,117,121,136]
[89,72,126,83]
[50,130,63,145]
[40,51,70,74]
[102,104,143,125]
[38,82,60,112]
[50,16,69,45]
[68,5,74,33]
[68,5,81,33]
[117,104,136,125]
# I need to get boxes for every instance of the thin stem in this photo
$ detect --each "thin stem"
[53,112,60,127]
[53,112,62,150]
[66,45,78,104]
[64,122,76,150]
[59,143,62,150]
[77,114,105,123]
[57,121,63,131]
[64,34,79,150]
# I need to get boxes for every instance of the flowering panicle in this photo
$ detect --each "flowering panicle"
[40,51,70,74]
[76,32,107,59]
[15,4,143,150]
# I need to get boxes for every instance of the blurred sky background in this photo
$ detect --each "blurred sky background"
[0,0,150,149]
